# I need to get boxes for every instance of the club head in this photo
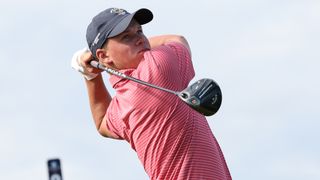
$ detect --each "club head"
[179,78,222,116]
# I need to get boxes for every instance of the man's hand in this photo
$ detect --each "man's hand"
[71,48,103,80]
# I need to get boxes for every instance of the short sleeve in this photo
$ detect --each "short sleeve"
[165,42,195,85]
[145,42,195,89]
[104,99,125,140]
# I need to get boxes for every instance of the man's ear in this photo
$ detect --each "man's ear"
[96,49,113,65]
[96,48,107,60]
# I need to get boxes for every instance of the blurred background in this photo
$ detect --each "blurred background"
[0,0,319,179]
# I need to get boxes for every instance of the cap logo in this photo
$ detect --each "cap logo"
[110,8,127,15]
[91,33,100,47]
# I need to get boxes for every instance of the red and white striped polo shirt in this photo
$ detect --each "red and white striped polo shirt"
[105,42,231,180]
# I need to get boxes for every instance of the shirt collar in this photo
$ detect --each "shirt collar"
[109,68,135,88]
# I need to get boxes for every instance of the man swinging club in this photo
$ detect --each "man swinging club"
[71,7,232,180]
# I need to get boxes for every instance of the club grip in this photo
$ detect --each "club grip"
[90,61,105,70]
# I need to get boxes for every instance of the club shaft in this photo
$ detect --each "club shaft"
[90,61,179,95]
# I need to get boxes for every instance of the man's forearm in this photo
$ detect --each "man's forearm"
[85,74,112,133]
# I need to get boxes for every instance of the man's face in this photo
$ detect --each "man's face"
[102,20,150,70]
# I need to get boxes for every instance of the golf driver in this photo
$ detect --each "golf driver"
[90,61,222,116]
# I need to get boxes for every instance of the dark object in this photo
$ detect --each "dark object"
[179,78,222,116]
[47,158,63,180]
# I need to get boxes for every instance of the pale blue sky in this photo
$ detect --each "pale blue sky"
[1,0,319,179]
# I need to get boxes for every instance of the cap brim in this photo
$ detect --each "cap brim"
[108,8,153,38]
[132,8,153,25]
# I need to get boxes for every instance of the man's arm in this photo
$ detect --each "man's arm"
[77,51,119,139]
[84,74,118,138]
[148,35,191,54]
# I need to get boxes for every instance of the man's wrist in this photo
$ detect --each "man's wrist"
[71,48,99,80]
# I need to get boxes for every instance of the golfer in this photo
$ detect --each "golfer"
[72,7,232,180]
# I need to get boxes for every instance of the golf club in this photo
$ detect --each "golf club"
[90,61,222,116]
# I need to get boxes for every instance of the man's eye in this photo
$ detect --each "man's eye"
[122,35,130,40]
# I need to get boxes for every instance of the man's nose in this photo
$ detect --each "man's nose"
[135,34,145,45]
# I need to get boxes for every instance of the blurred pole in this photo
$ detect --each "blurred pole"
[47,158,63,180]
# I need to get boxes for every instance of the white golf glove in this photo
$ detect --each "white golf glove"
[71,48,99,80]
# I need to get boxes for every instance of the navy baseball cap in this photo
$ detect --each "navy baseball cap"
[86,8,153,57]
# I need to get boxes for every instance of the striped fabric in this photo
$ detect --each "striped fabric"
[105,42,231,180]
